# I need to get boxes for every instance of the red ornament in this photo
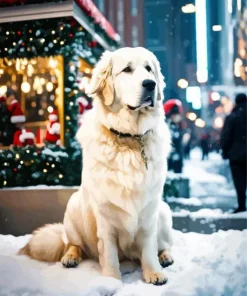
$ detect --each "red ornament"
[22,42,25,46]
[69,33,73,38]
[88,40,97,48]
[70,19,77,27]
[13,168,18,173]
[17,31,21,36]
[37,150,41,154]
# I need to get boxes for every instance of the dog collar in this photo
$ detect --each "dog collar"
[109,128,152,170]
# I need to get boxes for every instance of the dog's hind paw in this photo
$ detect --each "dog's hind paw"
[61,253,82,268]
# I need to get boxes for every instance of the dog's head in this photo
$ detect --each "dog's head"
[87,47,165,112]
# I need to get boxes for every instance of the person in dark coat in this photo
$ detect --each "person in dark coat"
[164,99,184,174]
[200,132,210,160]
[220,93,247,213]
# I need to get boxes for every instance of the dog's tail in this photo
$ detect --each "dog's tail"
[18,223,66,262]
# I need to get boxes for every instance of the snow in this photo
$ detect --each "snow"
[173,208,247,219]
[182,148,235,197]
[42,148,68,158]
[1,185,80,190]
[0,230,246,296]
[167,196,203,206]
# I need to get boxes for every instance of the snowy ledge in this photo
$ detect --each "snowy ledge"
[173,208,247,219]
[1,185,80,190]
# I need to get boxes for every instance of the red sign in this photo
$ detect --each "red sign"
[75,0,119,41]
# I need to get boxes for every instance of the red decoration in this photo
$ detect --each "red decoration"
[13,129,35,147]
[75,0,119,41]
[45,110,61,146]
[13,168,18,173]
[88,40,97,48]
[70,19,77,27]
[69,33,73,38]
[17,31,21,36]
[0,0,27,6]
[37,150,41,154]
[22,42,25,46]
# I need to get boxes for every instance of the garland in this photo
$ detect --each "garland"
[0,144,82,187]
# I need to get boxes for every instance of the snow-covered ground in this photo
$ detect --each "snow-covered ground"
[0,229,247,296]
[183,148,235,197]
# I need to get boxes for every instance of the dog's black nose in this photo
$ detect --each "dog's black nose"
[142,79,156,91]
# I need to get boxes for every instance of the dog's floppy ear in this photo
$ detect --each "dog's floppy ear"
[152,54,165,101]
[87,51,114,106]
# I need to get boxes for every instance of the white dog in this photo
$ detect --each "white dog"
[19,47,174,285]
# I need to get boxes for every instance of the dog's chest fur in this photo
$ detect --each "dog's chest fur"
[83,126,167,232]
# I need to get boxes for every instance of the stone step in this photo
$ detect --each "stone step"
[167,196,237,213]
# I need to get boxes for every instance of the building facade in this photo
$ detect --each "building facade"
[94,0,144,47]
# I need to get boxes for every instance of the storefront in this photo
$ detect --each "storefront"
[0,0,120,148]
[0,0,120,188]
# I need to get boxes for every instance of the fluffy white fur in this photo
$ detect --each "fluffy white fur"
[19,47,173,285]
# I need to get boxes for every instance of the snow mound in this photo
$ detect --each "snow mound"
[0,230,246,296]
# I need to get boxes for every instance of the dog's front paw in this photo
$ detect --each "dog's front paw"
[143,270,168,285]
[159,250,174,268]
[61,253,82,268]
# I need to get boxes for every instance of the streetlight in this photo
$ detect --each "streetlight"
[177,79,189,89]
[181,4,196,13]
[195,118,206,128]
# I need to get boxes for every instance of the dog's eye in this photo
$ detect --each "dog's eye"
[123,66,132,73]
[145,65,152,72]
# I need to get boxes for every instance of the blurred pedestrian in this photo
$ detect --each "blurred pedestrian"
[164,99,184,173]
[183,130,191,159]
[220,93,247,213]
[200,132,210,160]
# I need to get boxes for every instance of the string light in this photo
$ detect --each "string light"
[59,174,63,178]
[60,40,65,45]
[20,161,24,164]
[26,150,30,153]
[16,154,20,159]
[51,164,55,168]
[6,31,9,35]
[4,162,7,166]
[52,30,56,34]
[46,82,53,92]
[195,118,206,128]
[21,81,31,93]
[70,102,74,106]
[3,181,7,186]
[53,39,57,43]
[47,106,54,113]
[13,42,16,46]
[43,169,48,173]
[186,112,197,121]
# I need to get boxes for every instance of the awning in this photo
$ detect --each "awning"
[0,0,120,51]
